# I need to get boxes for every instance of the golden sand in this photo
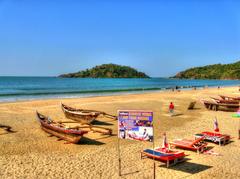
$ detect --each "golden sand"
[0,86,240,179]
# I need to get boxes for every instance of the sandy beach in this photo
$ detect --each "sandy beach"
[0,86,240,179]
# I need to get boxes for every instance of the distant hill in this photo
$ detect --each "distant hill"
[173,61,240,79]
[59,64,150,78]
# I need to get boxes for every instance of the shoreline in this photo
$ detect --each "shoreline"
[0,84,239,104]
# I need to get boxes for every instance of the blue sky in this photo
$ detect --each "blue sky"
[0,0,239,77]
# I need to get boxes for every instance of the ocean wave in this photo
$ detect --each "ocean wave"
[0,87,164,97]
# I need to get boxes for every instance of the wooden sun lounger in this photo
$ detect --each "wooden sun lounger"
[141,148,186,167]
[169,137,207,154]
[195,132,231,146]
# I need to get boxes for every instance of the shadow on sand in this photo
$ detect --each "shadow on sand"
[161,161,213,175]
[92,120,113,126]
[172,113,184,117]
[120,170,139,177]
[79,136,106,145]
[205,146,215,151]
[188,107,202,110]
[0,124,16,135]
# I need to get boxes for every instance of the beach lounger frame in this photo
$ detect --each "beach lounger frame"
[195,132,231,146]
[169,138,208,154]
[141,149,186,168]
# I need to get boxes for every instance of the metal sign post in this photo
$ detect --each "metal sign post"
[117,136,122,176]
[152,115,156,179]
[117,110,154,177]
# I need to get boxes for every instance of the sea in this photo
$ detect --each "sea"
[0,77,239,102]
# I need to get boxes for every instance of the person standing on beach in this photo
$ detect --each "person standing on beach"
[169,102,174,116]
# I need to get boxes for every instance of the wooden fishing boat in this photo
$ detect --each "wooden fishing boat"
[201,99,239,112]
[210,97,239,104]
[61,103,116,124]
[65,124,113,135]
[219,95,240,101]
[36,111,88,144]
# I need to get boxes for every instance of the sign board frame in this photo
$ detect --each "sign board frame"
[117,110,155,178]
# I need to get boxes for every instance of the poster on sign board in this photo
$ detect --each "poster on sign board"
[118,110,153,142]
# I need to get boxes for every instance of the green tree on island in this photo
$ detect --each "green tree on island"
[173,61,240,80]
[59,64,150,78]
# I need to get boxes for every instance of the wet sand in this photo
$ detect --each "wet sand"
[0,86,240,179]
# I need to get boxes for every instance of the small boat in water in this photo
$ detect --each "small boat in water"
[36,111,88,144]
[61,103,116,124]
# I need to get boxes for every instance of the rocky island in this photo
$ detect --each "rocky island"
[173,61,240,79]
[59,64,150,78]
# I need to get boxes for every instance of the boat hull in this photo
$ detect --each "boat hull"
[63,111,97,124]
[41,126,83,144]
[36,112,87,144]
[201,100,239,112]
[61,103,100,124]
[211,97,239,104]
[219,95,240,101]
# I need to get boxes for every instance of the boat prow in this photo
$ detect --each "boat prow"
[61,103,116,124]
[36,111,88,144]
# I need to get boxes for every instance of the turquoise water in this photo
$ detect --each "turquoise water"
[0,77,239,102]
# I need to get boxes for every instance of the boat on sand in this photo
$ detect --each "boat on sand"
[210,97,239,104]
[61,103,116,124]
[201,99,239,112]
[219,95,240,101]
[36,111,88,144]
